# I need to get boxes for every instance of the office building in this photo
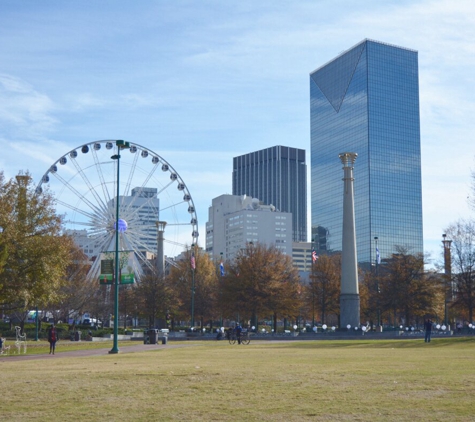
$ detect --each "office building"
[310,39,423,266]
[232,146,307,243]
[69,188,160,257]
[109,187,160,254]
[292,242,314,273]
[65,229,102,260]
[205,194,292,260]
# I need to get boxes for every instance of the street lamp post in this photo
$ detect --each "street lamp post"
[374,236,381,329]
[109,140,130,354]
[35,305,39,341]
[442,234,452,330]
[311,238,316,327]
[219,252,223,328]
[247,242,259,332]
[0,226,5,332]
[190,244,196,329]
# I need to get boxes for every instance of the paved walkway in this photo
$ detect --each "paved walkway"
[0,342,195,362]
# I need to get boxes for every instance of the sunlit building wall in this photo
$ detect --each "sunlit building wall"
[310,39,423,266]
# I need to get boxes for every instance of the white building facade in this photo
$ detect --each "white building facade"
[292,242,314,273]
[206,194,292,261]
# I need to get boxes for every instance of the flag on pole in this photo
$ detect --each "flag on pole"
[312,250,318,263]
[376,247,381,265]
[191,252,196,270]
[220,261,225,277]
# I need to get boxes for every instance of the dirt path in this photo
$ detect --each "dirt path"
[0,342,196,362]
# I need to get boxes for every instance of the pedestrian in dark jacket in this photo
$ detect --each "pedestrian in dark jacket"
[424,319,433,343]
[48,324,58,354]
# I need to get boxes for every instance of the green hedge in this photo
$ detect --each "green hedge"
[2,322,147,340]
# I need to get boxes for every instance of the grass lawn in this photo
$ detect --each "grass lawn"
[1,337,474,421]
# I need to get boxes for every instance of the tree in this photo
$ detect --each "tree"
[0,224,7,275]
[305,254,340,325]
[360,267,381,328]
[220,243,301,330]
[378,246,438,326]
[168,248,219,328]
[47,241,92,326]
[444,219,475,322]
[133,268,177,328]
[0,172,75,329]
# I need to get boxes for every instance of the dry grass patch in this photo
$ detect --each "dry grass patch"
[1,338,475,421]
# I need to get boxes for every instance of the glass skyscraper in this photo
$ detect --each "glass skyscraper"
[310,39,423,266]
[232,146,307,242]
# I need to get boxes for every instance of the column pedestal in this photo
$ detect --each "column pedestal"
[340,293,360,329]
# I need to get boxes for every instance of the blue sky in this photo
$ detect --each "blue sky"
[1,0,474,266]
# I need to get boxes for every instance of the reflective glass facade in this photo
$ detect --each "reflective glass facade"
[310,39,423,266]
[232,146,307,242]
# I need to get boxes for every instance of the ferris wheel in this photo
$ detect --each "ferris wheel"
[36,140,199,282]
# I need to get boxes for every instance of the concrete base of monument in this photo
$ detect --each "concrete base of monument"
[340,293,360,329]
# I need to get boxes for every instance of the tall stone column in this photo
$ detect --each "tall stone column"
[339,152,360,329]
[156,221,167,275]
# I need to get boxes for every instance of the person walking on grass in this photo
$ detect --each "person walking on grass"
[424,318,433,343]
[48,324,58,354]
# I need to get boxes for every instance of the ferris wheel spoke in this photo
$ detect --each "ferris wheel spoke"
[165,222,193,227]
[123,150,140,196]
[121,235,154,272]
[65,208,110,227]
[51,172,107,218]
[91,148,114,207]
[159,200,187,213]
[128,230,158,243]
[131,255,150,276]
[123,163,161,216]
[163,238,188,248]
[70,157,110,216]
[63,219,94,227]
[87,255,103,280]
[123,194,160,223]
[91,231,116,256]
[155,180,175,196]
[56,199,102,223]
[125,230,157,253]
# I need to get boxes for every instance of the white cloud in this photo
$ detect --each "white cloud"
[0,74,58,138]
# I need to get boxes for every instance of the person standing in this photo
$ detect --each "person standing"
[48,324,58,354]
[235,323,242,345]
[424,319,433,343]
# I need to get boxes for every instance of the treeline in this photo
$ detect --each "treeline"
[1,171,475,331]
